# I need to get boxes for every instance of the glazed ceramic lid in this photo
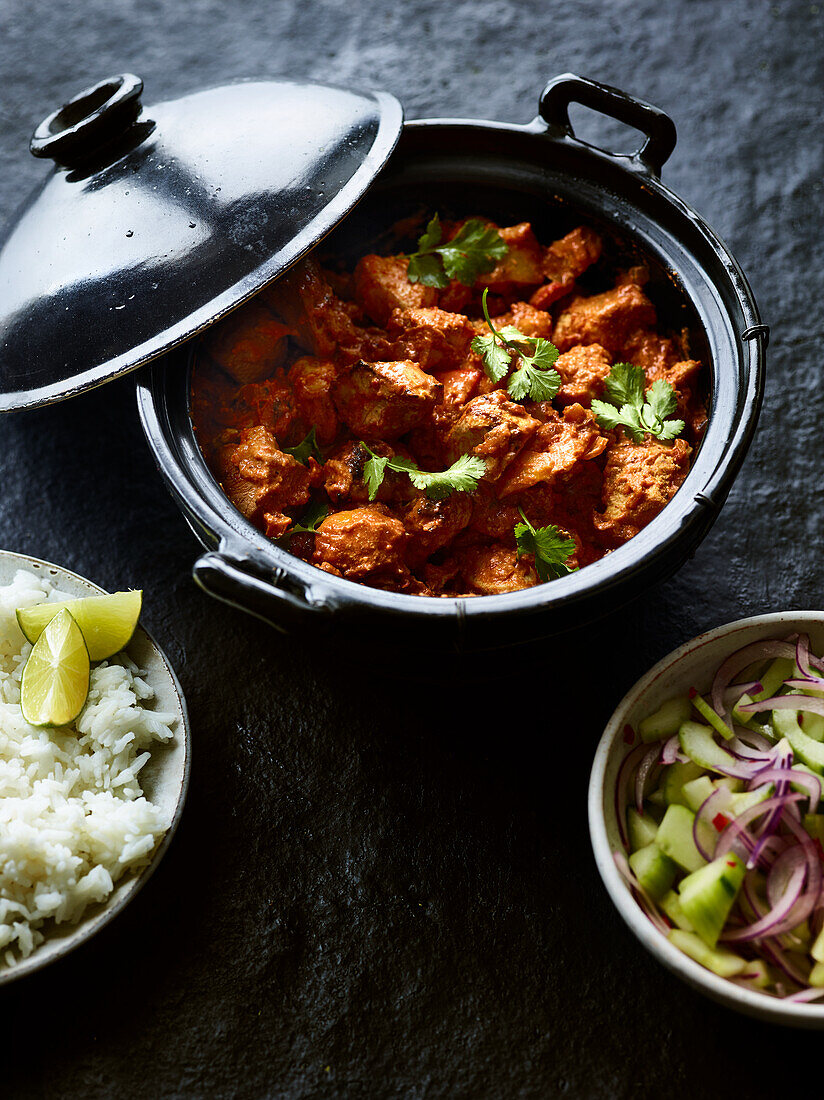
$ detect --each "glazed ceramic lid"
[0,73,403,411]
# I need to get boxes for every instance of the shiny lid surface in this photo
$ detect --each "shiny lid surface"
[0,75,403,411]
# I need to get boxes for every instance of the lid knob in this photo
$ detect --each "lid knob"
[30,73,144,167]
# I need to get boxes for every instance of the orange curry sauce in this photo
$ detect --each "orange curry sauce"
[190,219,706,596]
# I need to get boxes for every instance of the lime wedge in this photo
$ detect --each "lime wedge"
[16,590,143,662]
[20,608,90,727]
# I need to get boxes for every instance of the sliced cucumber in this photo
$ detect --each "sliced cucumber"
[713,777,744,793]
[682,775,715,813]
[809,961,824,988]
[678,852,745,948]
[679,721,736,774]
[627,808,659,851]
[690,693,733,740]
[668,929,747,978]
[730,786,772,815]
[629,843,678,901]
[661,760,704,808]
[811,925,824,965]
[660,889,695,932]
[656,804,706,873]
[750,658,796,703]
[736,959,772,989]
[639,695,693,743]
[773,709,824,774]
[804,813,824,844]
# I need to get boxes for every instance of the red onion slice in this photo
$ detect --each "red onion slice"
[635,745,660,813]
[739,694,824,717]
[693,788,733,861]
[711,640,802,725]
[660,735,680,765]
[715,793,806,863]
[754,768,821,814]
[784,677,824,692]
[614,743,652,849]
[721,859,807,942]
[784,986,824,1003]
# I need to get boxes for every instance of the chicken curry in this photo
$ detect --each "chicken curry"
[190,216,706,597]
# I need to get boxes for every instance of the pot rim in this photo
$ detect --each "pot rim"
[137,101,767,625]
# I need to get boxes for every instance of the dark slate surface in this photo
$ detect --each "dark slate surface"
[1,0,823,1096]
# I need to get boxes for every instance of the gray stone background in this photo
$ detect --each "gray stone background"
[0,0,823,1096]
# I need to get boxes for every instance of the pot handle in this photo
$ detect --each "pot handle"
[193,547,341,634]
[537,73,677,179]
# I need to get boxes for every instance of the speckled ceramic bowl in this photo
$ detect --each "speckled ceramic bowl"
[0,550,190,986]
[589,612,824,1028]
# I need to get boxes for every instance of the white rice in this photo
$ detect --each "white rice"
[0,568,176,966]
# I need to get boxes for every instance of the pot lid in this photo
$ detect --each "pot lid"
[0,74,403,412]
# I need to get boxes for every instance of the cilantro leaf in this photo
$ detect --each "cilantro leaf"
[417,212,443,253]
[406,215,508,288]
[280,501,329,544]
[472,288,561,402]
[604,362,646,408]
[406,252,450,289]
[284,426,321,465]
[362,451,391,501]
[470,331,512,383]
[437,220,509,284]
[514,508,577,583]
[406,454,488,499]
[646,378,678,421]
[593,363,685,442]
[361,444,486,501]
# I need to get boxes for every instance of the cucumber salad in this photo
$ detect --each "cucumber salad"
[615,633,824,1002]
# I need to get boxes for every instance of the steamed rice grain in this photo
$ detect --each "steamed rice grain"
[0,569,175,965]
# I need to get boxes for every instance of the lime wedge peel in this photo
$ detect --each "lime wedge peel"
[20,608,91,728]
[16,590,143,662]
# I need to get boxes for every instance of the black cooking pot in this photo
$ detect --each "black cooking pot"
[134,74,766,652]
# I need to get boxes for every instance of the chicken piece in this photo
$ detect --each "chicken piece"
[436,364,481,407]
[528,226,603,311]
[491,301,554,341]
[553,284,657,355]
[216,425,312,532]
[387,307,475,371]
[402,493,474,568]
[621,329,682,376]
[288,357,340,445]
[262,259,352,357]
[554,343,613,406]
[446,390,540,482]
[468,484,522,539]
[200,300,292,386]
[313,506,409,581]
[222,377,302,444]
[496,404,608,497]
[474,222,545,296]
[353,255,438,326]
[595,438,692,545]
[323,440,414,506]
[263,258,390,364]
[332,359,442,439]
[455,546,538,595]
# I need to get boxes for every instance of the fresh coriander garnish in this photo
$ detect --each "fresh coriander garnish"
[591,363,685,442]
[284,427,321,465]
[514,508,577,582]
[361,443,486,501]
[285,501,328,537]
[471,288,561,403]
[406,214,509,289]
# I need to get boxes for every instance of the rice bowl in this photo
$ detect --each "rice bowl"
[0,552,189,982]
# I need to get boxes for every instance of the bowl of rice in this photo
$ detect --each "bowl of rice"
[0,550,189,984]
